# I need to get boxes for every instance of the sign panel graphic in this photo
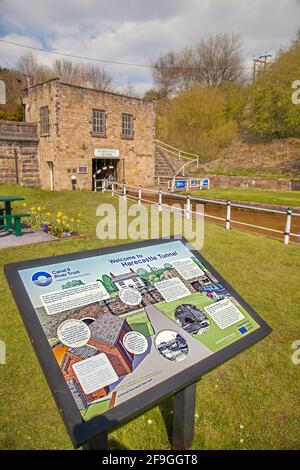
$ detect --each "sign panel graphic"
[5,238,271,447]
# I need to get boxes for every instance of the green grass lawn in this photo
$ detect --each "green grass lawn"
[190,188,300,207]
[0,183,299,450]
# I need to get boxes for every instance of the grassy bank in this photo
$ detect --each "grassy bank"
[190,188,300,207]
[0,184,299,450]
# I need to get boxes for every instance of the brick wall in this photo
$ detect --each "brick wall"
[24,79,156,190]
[0,120,41,188]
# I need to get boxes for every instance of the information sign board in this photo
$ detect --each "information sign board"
[5,238,271,448]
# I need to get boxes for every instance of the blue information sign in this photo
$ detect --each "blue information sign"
[175,180,187,189]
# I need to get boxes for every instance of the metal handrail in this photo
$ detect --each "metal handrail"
[155,139,199,159]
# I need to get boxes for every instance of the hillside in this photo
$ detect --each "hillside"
[194,138,300,179]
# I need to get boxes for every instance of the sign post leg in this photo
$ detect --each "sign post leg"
[172,382,197,450]
[83,432,109,450]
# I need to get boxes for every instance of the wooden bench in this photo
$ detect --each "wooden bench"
[0,213,30,236]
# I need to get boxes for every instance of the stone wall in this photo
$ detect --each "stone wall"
[0,120,40,188]
[191,174,298,191]
[24,78,156,190]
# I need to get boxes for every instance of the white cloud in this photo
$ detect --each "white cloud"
[0,0,300,93]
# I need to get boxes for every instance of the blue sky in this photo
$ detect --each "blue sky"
[0,0,300,93]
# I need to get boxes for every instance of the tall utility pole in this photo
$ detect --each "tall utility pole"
[252,54,272,80]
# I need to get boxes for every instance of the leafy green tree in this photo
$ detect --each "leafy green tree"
[164,263,173,269]
[159,85,238,158]
[98,274,117,293]
[247,43,300,139]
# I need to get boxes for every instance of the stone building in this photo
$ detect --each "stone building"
[23,78,156,190]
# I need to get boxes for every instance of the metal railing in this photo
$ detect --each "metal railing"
[155,176,210,192]
[97,179,300,245]
[155,139,199,174]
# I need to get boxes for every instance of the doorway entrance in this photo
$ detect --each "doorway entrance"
[92,158,118,190]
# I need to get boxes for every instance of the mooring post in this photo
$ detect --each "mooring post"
[284,207,292,245]
[159,188,162,212]
[171,179,175,193]
[83,432,109,450]
[172,382,197,450]
[186,194,191,219]
[138,185,142,205]
[226,200,231,230]
[111,181,115,197]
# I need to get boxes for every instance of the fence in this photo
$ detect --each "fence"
[154,176,210,192]
[97,179,300,246]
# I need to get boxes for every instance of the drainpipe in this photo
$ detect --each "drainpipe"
[14,148,19,184]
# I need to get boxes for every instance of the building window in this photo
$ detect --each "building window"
[92,109,106,135]
[78,166,87,174]
[121,113,134,139]
[40,106,49,135]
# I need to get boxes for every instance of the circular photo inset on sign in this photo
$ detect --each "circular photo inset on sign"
[123,331,148,355]
[57,319,91,348]
[119,287,142,306]
[155,330,189,363]
[174,304,210,335]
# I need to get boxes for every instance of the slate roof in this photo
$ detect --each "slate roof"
[68,345,98,359]
[89,311,125,346]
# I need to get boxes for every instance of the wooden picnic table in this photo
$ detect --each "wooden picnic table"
[0,195,26,234]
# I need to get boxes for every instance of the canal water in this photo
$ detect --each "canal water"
[120,188,300,243]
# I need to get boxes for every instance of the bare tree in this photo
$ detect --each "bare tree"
[16,53,112,91]
[53,59,112,91]
[17,53,52,86]
[53,59,74,82]
[153,32,243,96]
[152,51,180,98]
[120,83,141,98]
[193,33,243,86]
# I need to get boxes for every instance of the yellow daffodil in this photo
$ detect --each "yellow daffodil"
[37,207,41,211]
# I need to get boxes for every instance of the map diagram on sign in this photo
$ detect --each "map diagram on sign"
[19,240,260,422]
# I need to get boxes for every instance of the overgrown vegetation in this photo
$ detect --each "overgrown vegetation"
[152,30,300,158]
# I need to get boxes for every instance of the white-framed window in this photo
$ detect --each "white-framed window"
[121,113,134,139]
[92,109,106,135]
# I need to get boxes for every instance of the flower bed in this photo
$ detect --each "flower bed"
[24,205,81,238]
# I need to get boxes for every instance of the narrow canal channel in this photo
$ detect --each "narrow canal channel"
[122,188,300,243]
